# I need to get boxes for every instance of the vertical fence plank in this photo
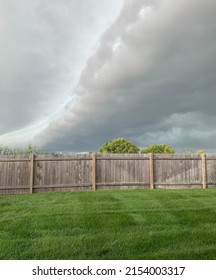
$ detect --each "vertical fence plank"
[201,153,207,189]
[29,154,34,194]
[92,153,96,191]
[149,153,154,189]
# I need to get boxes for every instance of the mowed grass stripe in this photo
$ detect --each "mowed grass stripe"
[0,189,216,259]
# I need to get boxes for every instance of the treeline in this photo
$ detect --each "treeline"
[0,144,41,156]
[98,138,205,155]
[0,138,205,156]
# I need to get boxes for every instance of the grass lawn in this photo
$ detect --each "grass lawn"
[0,189,216,260]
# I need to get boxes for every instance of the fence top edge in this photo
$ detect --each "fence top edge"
[1,152,216,159]
[0,155,30,162]
[0,155,29,158]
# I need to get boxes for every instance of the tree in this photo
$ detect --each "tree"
[141,144,175,154]
[98,138,140,154]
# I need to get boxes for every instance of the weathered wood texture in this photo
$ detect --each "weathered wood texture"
[206,154,216,188]
[0,156,30,195]
[33,154,92,193]
[96,154,149,190]
[0,153,216,195]
[153,154,202,189]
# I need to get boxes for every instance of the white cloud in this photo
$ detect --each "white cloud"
[0,0,123,143]
[139,6,152,19]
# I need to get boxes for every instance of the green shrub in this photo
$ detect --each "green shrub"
[98,138,140,154]
[141,144,175,154]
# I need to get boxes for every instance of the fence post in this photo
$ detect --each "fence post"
[29,153,34,194]
[91,153,96,191]
[149,153,154,189]
[201,153,207,189]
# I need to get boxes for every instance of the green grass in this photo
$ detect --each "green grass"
[0,189,216,260]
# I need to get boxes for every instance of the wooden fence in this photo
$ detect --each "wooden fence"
[0,153,216,195]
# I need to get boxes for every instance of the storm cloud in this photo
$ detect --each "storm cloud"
[1,0,216,153]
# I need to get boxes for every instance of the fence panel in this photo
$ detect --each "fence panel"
[206,154,216,188]
[154,154,202,189]
[0,156,30,195]
[33,154,92,193]
[96,154,150,190]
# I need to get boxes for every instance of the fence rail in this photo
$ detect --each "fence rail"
[0,153,216,195]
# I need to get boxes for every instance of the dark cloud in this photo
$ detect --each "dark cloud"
[1,0,216,153]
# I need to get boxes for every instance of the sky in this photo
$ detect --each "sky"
[0,0,216,153]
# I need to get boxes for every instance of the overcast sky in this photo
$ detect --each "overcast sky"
[0,0,216,153]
